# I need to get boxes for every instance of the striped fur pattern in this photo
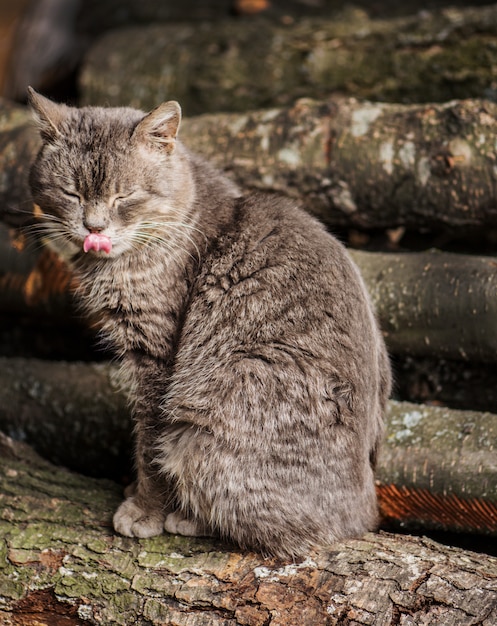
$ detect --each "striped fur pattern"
[28,89,391,558]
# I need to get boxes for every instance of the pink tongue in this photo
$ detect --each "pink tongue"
[83,233,112,254]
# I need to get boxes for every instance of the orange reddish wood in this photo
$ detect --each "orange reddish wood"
[377,483,497,534]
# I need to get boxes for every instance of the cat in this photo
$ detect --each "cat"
[28,87,391,559]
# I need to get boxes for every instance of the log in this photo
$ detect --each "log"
[349,249,497,363]
[80,3,497,115]
[0,357,130,480]
[1,431,496,626]
[3,97,497,232]
[179,97,497,230]
[0,357,496,536]
[0,99,40,227]
[378,400,497,536]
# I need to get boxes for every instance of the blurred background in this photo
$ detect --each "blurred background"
[1,0,496,103]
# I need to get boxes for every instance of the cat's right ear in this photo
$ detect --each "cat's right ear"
[133,101,181,153]
[27,87,70,142]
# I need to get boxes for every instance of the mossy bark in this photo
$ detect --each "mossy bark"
[1,432,497,626]
[80,3,497,116]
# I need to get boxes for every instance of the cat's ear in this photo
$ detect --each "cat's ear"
[133,101,181,152]
[27,87,70,142]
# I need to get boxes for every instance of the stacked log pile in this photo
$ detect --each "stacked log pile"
[1,1,497,623]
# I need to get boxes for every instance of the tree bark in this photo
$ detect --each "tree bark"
[377,400,497,536]
[80,3,497,116]
[179,97,497,231]
[6,0,468,101]
[0,357,130,480]
[349,249,497,363]
[1,431,496,626]
[0,357,496,536]
[3,97,497,231]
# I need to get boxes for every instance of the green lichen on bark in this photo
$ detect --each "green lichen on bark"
[2,432,497,624]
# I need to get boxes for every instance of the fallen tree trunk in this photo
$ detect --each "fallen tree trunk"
[3,97,497,231]
[0,357,495,536]
[350,249,497,363]
[1,431,496,626]
[80,3,497,115]
[179,97,497,230]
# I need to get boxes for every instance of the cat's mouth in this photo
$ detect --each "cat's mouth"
[83,232,113,254]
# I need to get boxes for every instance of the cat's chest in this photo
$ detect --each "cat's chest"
[76,257,188,355]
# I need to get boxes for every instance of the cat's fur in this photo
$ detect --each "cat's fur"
[28,88,391,558]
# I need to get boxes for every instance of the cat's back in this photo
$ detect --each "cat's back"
[178,192,386,411]
[194,191,375,345]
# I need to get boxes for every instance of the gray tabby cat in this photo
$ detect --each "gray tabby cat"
[28,88,391,559]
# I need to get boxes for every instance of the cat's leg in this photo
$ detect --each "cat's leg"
[164,510,213,537]
[113,496,165,538]
[113,456,171,538]
[113,413,175,538]
[113,478,164,538]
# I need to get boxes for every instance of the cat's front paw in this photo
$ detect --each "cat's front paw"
[113,497,165,538]
[164,510,213,537]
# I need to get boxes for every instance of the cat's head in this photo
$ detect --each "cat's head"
[28,88,195,260]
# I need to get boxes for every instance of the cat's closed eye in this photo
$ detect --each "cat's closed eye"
[111,191,138,208]
[62,189,82,203]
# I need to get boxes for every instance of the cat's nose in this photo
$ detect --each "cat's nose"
[85,224,105,234]
[83,213,108,233]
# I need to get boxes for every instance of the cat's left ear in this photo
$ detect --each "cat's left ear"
[133,101,181,152]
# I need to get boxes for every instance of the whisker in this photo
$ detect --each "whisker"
[133,219,206,262]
